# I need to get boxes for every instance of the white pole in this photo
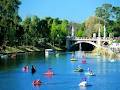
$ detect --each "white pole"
[98,25,101,46]
[71,26,74,37]
[98,25,101,38]
[104,25,106,39]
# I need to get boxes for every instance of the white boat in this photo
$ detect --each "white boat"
[79,81,87,87]
[85,72,95,76]
[45,49,54,55]
[55,53,59,57]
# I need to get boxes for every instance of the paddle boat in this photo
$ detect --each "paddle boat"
[79,81,88,87]
[85,68,95,76]
[81,55,86,64]
[70,53,77,61]
[32,79,42,86]
[22,65,29,72]
[82,60,86,64]
[79,78,88,87]
[44,71,54,75]
[74,66,84,72]
[70,58,77,61]
[85,71,95,76]
[44,68,54,75]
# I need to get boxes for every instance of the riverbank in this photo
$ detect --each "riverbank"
[0,44,64,54]
[92,47,120,59]
[0,46,43,54]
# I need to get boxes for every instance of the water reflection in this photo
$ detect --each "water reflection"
[79,86,87,90]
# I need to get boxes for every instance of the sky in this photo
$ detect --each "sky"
[19,0,120,23]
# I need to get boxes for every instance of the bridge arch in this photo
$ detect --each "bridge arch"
[71,41,98,49]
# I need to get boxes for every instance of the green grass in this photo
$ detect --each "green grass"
[4,46,41,53]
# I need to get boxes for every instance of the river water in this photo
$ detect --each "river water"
[0,51,120,90]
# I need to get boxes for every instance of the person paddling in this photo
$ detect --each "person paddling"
[31,65,36,74]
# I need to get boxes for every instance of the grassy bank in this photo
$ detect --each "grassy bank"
[0,46,43,54]
[92,47,119,59]
[0,44,64,54]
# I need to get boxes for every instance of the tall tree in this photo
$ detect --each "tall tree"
[75,23,85,37]
[111,6,120,22]
[95,4,112,22]
[84,16,104,37]
[59,20,68,46]
[95,3,120,37]
[22,17,31,45]
[0,0,21,46]
[50,19,58,46]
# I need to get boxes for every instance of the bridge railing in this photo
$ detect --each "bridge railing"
[112,37,120,40]
[67,36,120,41]
[73,37,111,40]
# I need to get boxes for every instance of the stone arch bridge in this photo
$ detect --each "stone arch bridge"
[66,36,111,50]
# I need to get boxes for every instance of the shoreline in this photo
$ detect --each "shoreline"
[0,45,64,55]
[0,46,44,54]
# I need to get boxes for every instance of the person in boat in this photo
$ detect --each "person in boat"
[87,68,95,76]
[44,68,54,75]
[88,68,90,71]
[74,65,84,72]
[32,79,42,86]
[71,52,75,58]
[89,70,95,75]
[82,55,86,64]
[82,59,86,64]
[22,65,29,72]
[82,77,87,81]
[79,77,87,87]
[31,65,36,74]
[87,68,92,72]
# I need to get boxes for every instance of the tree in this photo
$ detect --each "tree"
[60,20,69,45]
[16,25,24,46]
[22,17,31,45]
[0,0,21,46]
[95,4,112,21]
[111,6,120,22]
[95,3,120,37]
[50,18,69,47]
[31,16,40,45]
[76,23,85,37]
[50,19,59,46]
[84,16,104,37]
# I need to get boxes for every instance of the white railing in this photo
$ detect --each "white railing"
[70,37,111,41]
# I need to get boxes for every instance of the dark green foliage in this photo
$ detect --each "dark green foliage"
[95,3,120,37]
[0,0,21,46]
[95,4,112,21]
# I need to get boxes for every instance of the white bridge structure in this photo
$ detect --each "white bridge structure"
[66,25,119,52]
[66,36,111,50]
